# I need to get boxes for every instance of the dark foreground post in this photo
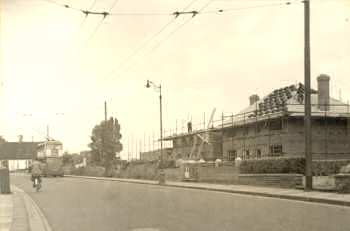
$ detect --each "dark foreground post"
[0,167,11,194]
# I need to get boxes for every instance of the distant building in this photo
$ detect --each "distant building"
[37,140,63,158]
[139,148,173,161]
[164,75,350,161]
[0,141,40,171]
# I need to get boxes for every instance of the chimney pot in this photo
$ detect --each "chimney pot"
[317,74,330,111]
[249,94,260,106]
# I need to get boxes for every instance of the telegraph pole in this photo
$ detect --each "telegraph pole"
[46,125,50,140]
[304,0,313,191]
[104,101,107,121]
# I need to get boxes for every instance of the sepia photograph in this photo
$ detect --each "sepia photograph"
[0,0,350,230]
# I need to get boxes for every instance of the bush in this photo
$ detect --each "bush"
[70,166,105,177]
[239,157,350,175]
[313,160,350,176]
[239,157,305,174]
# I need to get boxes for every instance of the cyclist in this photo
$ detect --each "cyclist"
[31,158,43,188]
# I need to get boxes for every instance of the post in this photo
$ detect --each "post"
[221,112,224,160]
[304,0,313,191]
[159,85,165,185]
[231,113,234,156]
[159,85,163,164]
[0,167,11,194]
[127,136,130,160]
[347,101,350,153]
[146,80,165,184]
[104,101,107,121]
[176,119,178,134]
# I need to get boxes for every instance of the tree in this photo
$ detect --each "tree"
[0,136,6,144]
[89,117,123,176]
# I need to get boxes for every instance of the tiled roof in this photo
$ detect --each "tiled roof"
[223,83,350,127]
[240,83,319,118]
[163,82,350,139]
[0,142,40,160]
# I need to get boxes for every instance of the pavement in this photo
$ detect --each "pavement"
[0,184,52,231]
[2,173,350,231]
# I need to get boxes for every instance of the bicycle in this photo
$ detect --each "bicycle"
[32,175,42,192]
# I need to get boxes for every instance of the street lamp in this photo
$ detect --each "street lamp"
[146,80,165,185]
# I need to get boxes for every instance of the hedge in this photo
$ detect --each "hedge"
[313,160,350,176]
[71,166,105,177]
[239,157,350,176]
[239,157,305,174]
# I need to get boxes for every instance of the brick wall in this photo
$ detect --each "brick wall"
[238,174,303,188]
[140,148,173,161]
[222,116,350,160]
[171,131,222,161]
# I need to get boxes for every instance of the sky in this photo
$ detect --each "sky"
[0,0,349,159]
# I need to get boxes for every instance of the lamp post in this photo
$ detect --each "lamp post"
[146,80,165,185]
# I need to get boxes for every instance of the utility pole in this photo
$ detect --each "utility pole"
[104,101,107,121]
[304,0,313,191]
[46,125,50,140]
[101,101,107,164]
[146,80,165,184]
[159,84,163,167]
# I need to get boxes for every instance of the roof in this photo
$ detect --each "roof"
[221,83,350,128]
[0,142,40,160]
[163,82,350,140]
[38,140,63,147]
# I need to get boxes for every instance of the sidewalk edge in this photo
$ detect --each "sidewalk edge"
[11,185,52,231]
[65,174,350,207]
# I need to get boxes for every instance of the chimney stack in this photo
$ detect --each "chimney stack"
[249,94,260,106]
[317,74,330,111]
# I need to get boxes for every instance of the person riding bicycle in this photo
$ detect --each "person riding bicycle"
[31,158,43,188]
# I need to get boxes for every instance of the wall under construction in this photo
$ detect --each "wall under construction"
[222,116,350,160]
[170,131,222,161]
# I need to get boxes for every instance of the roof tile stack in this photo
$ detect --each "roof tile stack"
[254,83,317,117]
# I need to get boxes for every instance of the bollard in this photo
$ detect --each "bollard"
[0,168,11,194]
[158,170,166,185]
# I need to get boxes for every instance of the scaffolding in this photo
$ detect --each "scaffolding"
[162,102,350,161]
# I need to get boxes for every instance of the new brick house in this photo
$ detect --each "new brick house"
[164,75,350,161]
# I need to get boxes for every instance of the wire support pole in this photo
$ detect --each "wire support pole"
[304,0,313,191]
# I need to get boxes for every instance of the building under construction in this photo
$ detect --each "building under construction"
[163,75,350,161]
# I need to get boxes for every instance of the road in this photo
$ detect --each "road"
[10,175,350,231]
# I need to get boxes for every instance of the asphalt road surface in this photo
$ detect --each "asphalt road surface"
[11,175,350,231]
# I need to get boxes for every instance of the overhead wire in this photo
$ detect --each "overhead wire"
[102,18,177,79]
[105,0,215,81]
[40,0,307,84]
[84,0,122,44]
[40,0,344,17]
[71,0,195,116]
[201,0,301,14]
[103,0,305,83]
[40,0,170,17]
[102,0,203,80]
[109,0,121,12]
[72,0,101,39]
[77,0,207,117]
[89,0,99,9]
